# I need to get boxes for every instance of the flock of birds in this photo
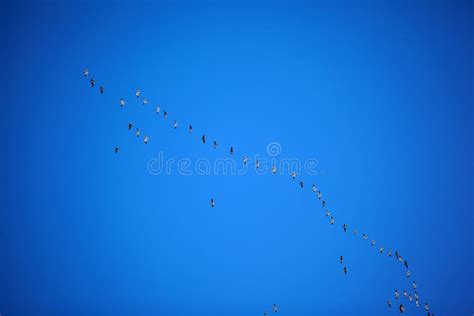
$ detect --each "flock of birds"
[83,68,434,315]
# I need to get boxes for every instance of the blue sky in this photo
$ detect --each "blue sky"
[1,1,472,315]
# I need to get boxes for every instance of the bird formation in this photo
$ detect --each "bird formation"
[83,68,434,315]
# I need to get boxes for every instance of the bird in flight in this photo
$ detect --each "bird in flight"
[399,304,405,313]
[271,304,278,312]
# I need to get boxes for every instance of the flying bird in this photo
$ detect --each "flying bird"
[202,135,206,144]
[128,123,132,130]
[399,304,405,313]
[271,304,278,313]
[114,146,119,154]
[83,68,88,76]
[230,146,234,155]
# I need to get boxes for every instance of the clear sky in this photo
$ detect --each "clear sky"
[2,1,473,315]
